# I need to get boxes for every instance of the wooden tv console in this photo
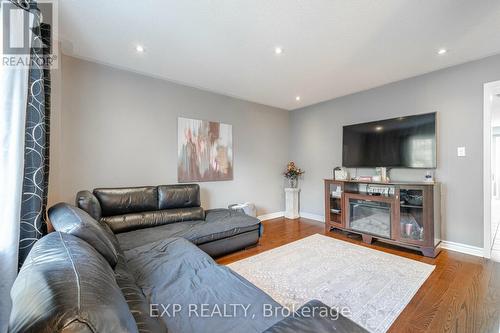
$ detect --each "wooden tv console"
[324,179,441,257]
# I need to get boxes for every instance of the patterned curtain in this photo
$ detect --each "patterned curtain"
[17,1,51,267]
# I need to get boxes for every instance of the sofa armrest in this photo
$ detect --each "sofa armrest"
[76,190,102,221]
[263,300,368,333]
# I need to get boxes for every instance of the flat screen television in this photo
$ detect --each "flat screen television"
[342,112,436,168]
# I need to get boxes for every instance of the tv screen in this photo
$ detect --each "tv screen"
[342,112,436,168]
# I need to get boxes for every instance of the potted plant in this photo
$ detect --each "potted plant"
[283,162,304,188]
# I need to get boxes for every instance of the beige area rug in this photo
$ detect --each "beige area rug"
[227,234,434,333]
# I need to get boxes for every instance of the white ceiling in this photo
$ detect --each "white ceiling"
[59,0,500,110]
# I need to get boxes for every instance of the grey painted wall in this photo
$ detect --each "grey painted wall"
[290,54,500,247]
[56,56,289,215]
[54,53,500,247]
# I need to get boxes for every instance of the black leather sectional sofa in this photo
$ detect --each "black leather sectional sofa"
[8,184,367,333]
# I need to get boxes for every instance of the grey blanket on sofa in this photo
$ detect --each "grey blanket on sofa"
[123,237,283,333]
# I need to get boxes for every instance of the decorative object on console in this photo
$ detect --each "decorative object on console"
[283,162,304,188]
[366,184,394,196]
[376,167,388,182]
[424,170,434,183]
[178,117,233,182]
[333,167,349,181]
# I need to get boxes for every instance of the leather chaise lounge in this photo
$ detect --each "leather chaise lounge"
[75,184,261,257]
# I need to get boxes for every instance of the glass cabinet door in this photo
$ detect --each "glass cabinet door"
[399,188,425,243]
[329,183,343,227]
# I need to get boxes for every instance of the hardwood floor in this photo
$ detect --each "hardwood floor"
[216,217,500,333]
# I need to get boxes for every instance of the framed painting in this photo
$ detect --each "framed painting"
[178,117,233,182]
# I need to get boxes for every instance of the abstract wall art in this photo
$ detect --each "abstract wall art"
[178,117,233,182]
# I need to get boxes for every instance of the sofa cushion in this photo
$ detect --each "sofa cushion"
[48,203,120,267]
[9,232,138,333]
[94,186,158,217]
[102,207,205,234]
[123,237,284,333]
[114,253,167,333]
[116,209,260,251]
[158,184,200,209]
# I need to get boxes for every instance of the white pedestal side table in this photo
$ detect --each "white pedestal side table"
[285,188,300,219]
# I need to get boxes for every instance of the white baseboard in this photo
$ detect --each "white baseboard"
[258,211,325,222]
[257,211,284,221]
[299,212,325,223]
[440,240,484,257]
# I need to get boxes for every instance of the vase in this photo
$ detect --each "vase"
[288,178,298,188]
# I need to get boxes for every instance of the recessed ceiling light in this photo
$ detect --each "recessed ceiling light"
[375,126,383,131]
[437,48,447,55]
[274,47,283,55]
[295,96,301,101]
[136,45,145,53]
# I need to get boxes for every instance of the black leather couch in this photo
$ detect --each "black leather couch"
[75,184,261,257]
[9,203,367,333]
